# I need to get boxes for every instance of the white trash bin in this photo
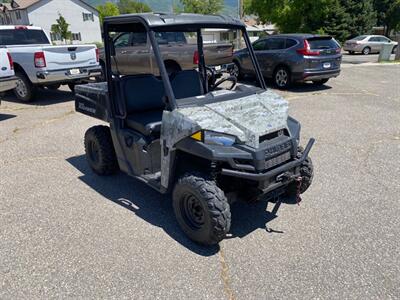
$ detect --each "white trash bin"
[378,43,393,62]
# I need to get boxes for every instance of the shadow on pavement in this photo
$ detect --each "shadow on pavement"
[66,155,220,256]
[67,155,285,254]
[0,113,16,121]
[2,88,73,106]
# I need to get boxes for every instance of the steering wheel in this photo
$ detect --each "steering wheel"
[205,66,216,88]
[212,75,238,91]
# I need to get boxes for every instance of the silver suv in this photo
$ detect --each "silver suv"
[344,35,398,55]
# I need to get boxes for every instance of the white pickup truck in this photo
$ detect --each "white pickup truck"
[0,25,101,102]
[0,48,17,104]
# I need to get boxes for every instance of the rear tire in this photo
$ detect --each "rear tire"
[84,126,119,176]
[312,79,329,86]
[274,66,291,89]
[173,173,231,245]
[362,47,371,55]
[14,71,36,102]
[392,46,397,54]
[348,51,355,55]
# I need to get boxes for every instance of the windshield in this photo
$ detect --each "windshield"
[0,29,50,45]
[352,35,368,41]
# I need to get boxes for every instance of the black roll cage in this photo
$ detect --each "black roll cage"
[103,15,266,117]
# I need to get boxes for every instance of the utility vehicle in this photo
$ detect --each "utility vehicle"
[75,13,315,245]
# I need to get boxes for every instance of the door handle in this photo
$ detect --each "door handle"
[137,50,150,54]
[120,50,129,54]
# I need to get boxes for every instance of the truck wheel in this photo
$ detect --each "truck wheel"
[231,61,243,80]
[14,71,36,102]
[297,147,314,194]
[68,83,76,93]
[392,46,397,54]
[46,84,61,90]
[84,126,119,176]
[173,173,231,245]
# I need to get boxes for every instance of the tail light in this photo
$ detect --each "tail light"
[95,48,99,62]
[15,25,28,30]
[297,40,320,56]
[335,48,341,54]
[34,51,46,68]
[193,50,199,65]
[7,52,13,70]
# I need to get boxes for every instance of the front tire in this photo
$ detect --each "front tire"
[173,173,231,245]
[297,147,314,194]
[362,47,371,55]
[14,71,36,102]
[231,61,243,80]
[274,66,291,89]
[84,126,119,176]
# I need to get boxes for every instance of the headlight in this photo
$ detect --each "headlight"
[191,130,237,147]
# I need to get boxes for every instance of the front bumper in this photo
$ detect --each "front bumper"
[221,138,315,193]
[0,76,17,93]
[36,65,102,84]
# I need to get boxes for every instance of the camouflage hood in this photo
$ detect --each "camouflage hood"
[162,90,289,149]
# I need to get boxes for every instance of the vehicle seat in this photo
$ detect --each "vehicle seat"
[120,74,165,136]
[170,70,204,99]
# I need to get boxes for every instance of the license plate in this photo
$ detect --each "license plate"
[214,65,222,71]
[70,68,81,75]
[323,62,331,69]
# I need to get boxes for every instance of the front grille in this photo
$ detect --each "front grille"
[265,151,291,170]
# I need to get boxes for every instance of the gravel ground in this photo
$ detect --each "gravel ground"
[0,63,399,299]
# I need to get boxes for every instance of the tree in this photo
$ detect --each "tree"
[51,14,71,43]
[248,0,334,33]
[321,0,352,42]
[118,0,152,14]
[340,0,377,38]
[374,0,400,36]
[179,0,224,15]
[97,2,120,24]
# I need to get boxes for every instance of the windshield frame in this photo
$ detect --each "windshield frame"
[103,19,266,112]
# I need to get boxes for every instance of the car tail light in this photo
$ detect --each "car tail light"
[193,50,199,65]
[335,48,341,54]
[34,51,46,68]
[15,25,28,30]
[297,40,320,56]
[95,48,99,62]
[7,52,13,70]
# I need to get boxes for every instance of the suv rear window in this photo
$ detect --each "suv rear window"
[307,38,339,50]
[0,29,50,45]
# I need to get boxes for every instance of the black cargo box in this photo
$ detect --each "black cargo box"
[75,83,109,122]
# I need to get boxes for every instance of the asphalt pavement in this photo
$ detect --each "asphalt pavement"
[0,62,399,299]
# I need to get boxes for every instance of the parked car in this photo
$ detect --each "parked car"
[344,35,398,55]
[98,31,234,78]
[0,25,101,102]
[232,34,342,89]
[0,48,17,105]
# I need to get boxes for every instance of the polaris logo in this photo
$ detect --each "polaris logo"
[78,102,96,114]
[70,53,77,60]
[265,141,291,157]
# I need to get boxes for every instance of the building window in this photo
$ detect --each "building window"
[15,10,21,20]
[72,32,81,41]
[221,32,230,41]
[50,32,62,41]
[82,12,94,22]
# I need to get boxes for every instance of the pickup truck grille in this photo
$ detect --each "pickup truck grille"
[265,151,291,170]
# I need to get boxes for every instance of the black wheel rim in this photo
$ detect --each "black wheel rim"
[180,193,205,230]
[88,140,100,164]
